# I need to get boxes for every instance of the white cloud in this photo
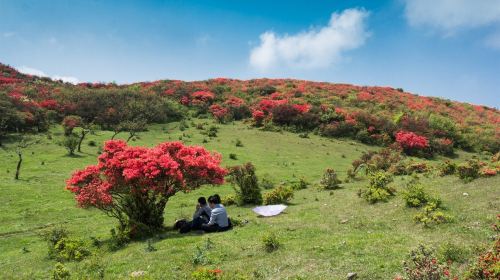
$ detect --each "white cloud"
[17,66,79,84]
[17,66,48,77]
[404,0,500,35]
[249,8,370,71]
[52,75,80,84]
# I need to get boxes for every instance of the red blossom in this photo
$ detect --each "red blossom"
[66,140,227,208]
[395,130,429,151]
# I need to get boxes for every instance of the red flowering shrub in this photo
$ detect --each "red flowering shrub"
[62,115,82,136]
[397,245,455,280]
[209,104,230,123]
[480,168,497,177]
[191,91,215,106]
[395,131,430,156]
[464,215,499,279]
[66,140,226,237]
[252,110,265,126]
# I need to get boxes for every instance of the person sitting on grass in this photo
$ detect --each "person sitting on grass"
[176,196,211,233]
[190,196,212,230]
[201,195,231,233]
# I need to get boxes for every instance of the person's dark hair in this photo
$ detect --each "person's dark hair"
[208,195,218,204]
[213,194,221,204]
[198,197,207,205]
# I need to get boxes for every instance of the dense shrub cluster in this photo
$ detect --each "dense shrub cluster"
[1,63,498,154]
[358,171,395,203]
[228,162,263,205]
[263,185,294,205]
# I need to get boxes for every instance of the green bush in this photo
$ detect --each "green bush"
[262,232,280,252]
[62,134,79,155]
[437,242,469,263]
[191,267,221,280]
[43,227,90,261]
[400,245,451,280]
[263,185,294,205]
[319,168,342,190]
[402,181,441,208]
[52,237,91,262]
[438,160,457,176]
[358,171,395,203]
[413,202,452,227]
[229,153,238,160]
[235,139,243,147]
[52,262,70,280]
[291,177,309,190]
[457,159,481,182]
[228,163,262,205]
[221,194,237,206]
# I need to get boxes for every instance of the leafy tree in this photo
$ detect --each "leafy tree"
[66,140,226,238]
[14,137,33,180]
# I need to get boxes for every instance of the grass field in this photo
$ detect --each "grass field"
[0,120,498,279]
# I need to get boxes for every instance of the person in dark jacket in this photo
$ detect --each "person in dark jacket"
[201,195,231,232]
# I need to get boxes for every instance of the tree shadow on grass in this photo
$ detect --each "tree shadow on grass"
[64,153,84,158]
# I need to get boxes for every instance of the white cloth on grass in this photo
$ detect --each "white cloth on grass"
[252,205,287,217]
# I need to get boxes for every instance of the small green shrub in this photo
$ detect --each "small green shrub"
[291,177,309,190]
[438,160,457,176]
[263,185,294,205]
[437,242,469,263]
[229,153,238,160]
[413,202,452,227]
[191,267,222,280]
[192,246,209,265]
[108,228,130,251]
[358,171,395,203]
[88,140,97,147]
[400,245,452,280]
[52,262,70,280]
[52,237,91,262]
[402,181,441,208]
[262,232,280,252]
[62,134,79,155]
[228,163,262,205]
[319,168,342,190]
[221,194,237,206]
[44,227,90,261]
[235,139,243,147]
[457,159,481,182]
[207,125,218,137]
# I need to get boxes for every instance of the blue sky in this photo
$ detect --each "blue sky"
[1,0,499,107]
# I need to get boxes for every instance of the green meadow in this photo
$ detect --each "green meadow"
[0,120,498,279]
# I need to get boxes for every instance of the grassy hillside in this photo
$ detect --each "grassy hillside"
[0,120,498,279]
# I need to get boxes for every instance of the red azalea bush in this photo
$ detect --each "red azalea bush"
[191,91,215,105]
[464,215,499,279]
[396,131,430,156]
[66,140,226,237]
[252,109,265,126]
[209,104,230,123]
[62,115,82,136]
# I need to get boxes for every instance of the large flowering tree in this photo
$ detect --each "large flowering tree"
[66,140,227,237]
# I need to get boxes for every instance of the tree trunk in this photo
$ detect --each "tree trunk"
[15,152,22,180]
[111,131,120,140]
[121,192,168,238]
[77,130,87,152]
[126,132,135,143]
